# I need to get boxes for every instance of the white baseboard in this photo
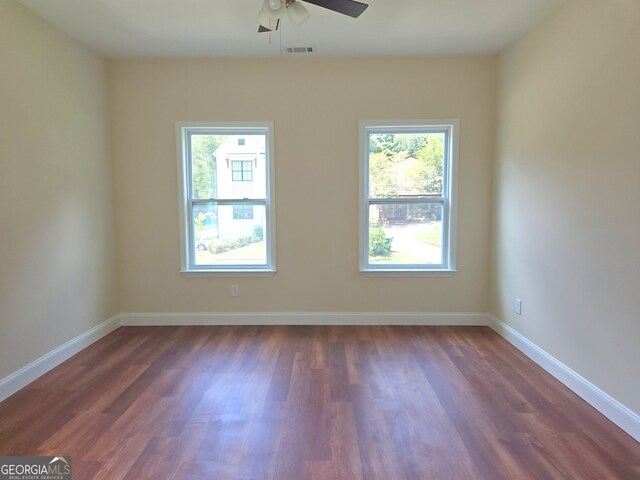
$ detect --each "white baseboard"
[119,311,490,327]
[488,315,640,443]
[0,314,121,403]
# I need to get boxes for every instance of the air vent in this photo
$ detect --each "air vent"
[285,47,315,54]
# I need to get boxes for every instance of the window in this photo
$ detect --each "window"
[176,122,275,273]
[233,204,254,220]
[359,120,458,273]
[232,160,253,182]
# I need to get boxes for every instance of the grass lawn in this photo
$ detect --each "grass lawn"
[416,223,442,247]
[195,240,266,264]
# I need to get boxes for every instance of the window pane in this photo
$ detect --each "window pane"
[368,203,443,266]
[190,134,225,199]
[191,134,266,199]
[242,161,253,181]
[368,132,445,198]
[193,203,267,266]
[233,204,254,220]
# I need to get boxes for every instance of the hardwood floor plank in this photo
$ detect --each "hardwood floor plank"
[328,342,352,402]
[0,326,638,479]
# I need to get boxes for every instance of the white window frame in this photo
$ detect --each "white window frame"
[176,121,276,275]
[359,120,459,275]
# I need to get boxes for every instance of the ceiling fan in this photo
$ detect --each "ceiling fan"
[257,0,369,33]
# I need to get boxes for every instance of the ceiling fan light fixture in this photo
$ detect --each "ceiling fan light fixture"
[257,8,270,27]
[257,9,280,30]
[262,0,286,19]
[287,1,310,27]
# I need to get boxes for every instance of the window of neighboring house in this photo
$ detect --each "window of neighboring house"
[232,160,253,182]
[359,120,459,273]
[176,122,275,273]
[233,204,254,220]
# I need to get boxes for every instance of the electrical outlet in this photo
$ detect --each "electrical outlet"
[231,284,240,297]
[515,298,522,316]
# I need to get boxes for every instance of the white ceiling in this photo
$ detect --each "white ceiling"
[17,0,564,58]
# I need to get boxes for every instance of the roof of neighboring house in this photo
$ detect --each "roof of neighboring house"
[213,135,265,159]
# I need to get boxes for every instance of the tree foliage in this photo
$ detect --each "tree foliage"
[192,135,224,199]
[368,133,444,197]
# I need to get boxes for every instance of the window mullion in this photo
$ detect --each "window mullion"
[368,197,445,205]
[191,198,267,205]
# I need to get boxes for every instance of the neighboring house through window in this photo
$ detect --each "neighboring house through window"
[359,120,458,273]
[176,122,275,273]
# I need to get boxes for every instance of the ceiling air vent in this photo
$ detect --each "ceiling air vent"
[285,47,315,54]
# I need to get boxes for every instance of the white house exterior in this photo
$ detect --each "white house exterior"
[213,135,266,241]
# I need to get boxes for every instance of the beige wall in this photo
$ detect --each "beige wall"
[109,57,497,313]
[492,0,640,412]
[0,1,118,378]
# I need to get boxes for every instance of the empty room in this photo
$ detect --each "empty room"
[0,0,639,478]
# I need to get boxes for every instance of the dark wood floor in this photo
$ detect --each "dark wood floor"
[0,326,638,479]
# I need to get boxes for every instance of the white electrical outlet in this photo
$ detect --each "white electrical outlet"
[231,284,240,297]
[515,298,522,316]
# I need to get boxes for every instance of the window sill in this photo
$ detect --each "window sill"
[181,269,276,277]
[360,269,457,277]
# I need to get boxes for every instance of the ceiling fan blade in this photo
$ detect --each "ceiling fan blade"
[302,0,368,18]
[258,19,280,33]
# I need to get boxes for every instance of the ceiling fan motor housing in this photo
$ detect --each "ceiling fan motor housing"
[263,0,286,19]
